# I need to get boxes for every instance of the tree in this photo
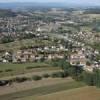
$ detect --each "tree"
[1,35,14,43]
[86,61,91,66]
[82,72,95,86]
[93,69,100,87]
[61,59,83,81]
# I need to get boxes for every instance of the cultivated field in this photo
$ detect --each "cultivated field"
[0,78,85,100]
[22,86,100,100]
[0,63,100,100]
[0,62,60,78]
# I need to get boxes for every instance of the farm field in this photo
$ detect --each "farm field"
[22,86,100,100]
[0,78,85,100]
[0,62,50,70]
[0,62,60,78]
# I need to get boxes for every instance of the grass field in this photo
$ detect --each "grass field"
[0,62,59,78]
[0,80,85,100]
[0,62,50,70]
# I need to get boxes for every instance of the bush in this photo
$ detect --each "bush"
[0,70,3,73]
[12,77,28,83]
[42,73,50,78]
[26,66,34,70]
[51,72,58,78]
[51,72,66,78]
[26,65,44,70]
[63,71,69,77]
[5,69,13,72]
[32,75,42,81]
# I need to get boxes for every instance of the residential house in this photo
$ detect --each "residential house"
[70,50,86,67]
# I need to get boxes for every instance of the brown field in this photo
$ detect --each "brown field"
[24,86,100,100]
[0,62,100,100]
[0,78,86,100]
[0,77,72,96]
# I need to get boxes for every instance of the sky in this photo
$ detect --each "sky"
[0,0,100,5]
[0,0,67,3]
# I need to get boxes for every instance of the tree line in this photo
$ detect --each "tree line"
[52,59,100,88]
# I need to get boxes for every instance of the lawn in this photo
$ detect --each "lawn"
[0,80,85,100]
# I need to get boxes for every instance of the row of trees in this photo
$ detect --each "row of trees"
[83,69,100,87]
[0,35,14,43]
[0,32,36,44]
[65,62,100,88]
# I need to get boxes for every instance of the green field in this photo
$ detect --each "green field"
[0,62,49,70]
[0,62,59,78]
[0,80,85,100]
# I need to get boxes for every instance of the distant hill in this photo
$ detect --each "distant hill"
[0,2,100,11]
[0,9,17,17]
[0,2,68,9]
[84,8,100,14]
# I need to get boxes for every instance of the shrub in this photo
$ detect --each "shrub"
[26,65,43,70]
[51,72,57,78]
[32,75,42,81]
[13,77,28,83]
[63,71,69,77]
[57,72,65,78]
[5,69,13,72]
[42,73,50,78]
[0,70,3,73]
[51,72,64,78]
[26,66,34,70]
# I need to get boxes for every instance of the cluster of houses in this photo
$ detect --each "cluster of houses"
[0,9,100,72]
[0,43,100,72]
[0,45,67,63]
[70,46,100,71]
[70,31,100,44]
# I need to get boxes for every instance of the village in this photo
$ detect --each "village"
[0,2,100,100]
[0,8,100,73]
[0,34,100,72]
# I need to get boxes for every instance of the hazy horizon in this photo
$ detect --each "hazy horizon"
[0,0,100,6]
[0,0,100,7]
